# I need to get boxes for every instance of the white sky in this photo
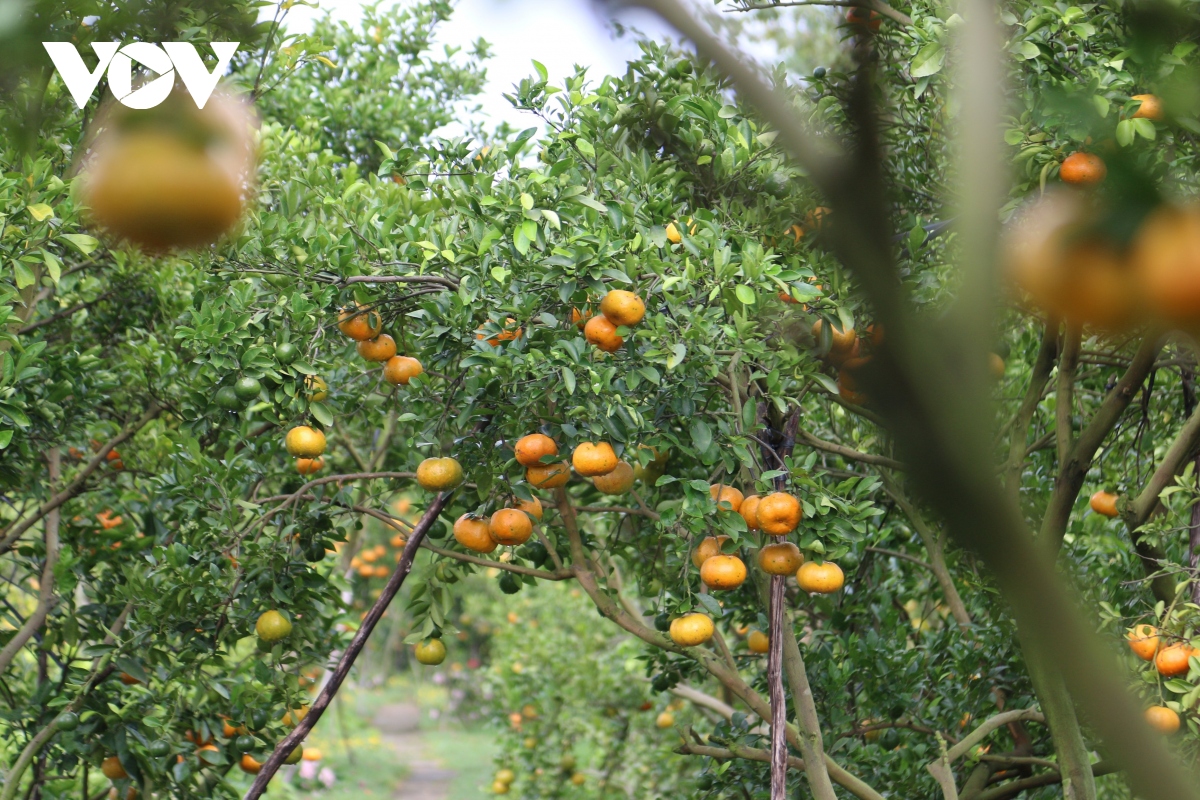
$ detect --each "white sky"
[275,0,683,134]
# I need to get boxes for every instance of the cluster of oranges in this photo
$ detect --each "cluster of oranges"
[1007,94,1200,331]
[668,483,842,650]
[348,532,409,579]
[1127,623,1197,734]
[811,319,879,406]
[578,290,647,354]
[1058,95,1161,188]
[283,302,425,474]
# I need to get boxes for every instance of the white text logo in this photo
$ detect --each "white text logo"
[42,42,240,109]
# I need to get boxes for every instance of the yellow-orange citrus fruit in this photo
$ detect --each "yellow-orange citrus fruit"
[515,433,558,467]
[1131,94,1164,122]
[989,353,1006,379]
[1128,624,1160,661]
[757,492,802,535]
[496,768,516,785]
[304,375,328,402]
[747,630,770,653]
[710,483,744,512]
[383,355,423,385]
[669,613,714,646]
[1145,705,1181,734]
[1130,203,1200,325]
[451,515,494,554]
[80,90,255,252]
[490,508,533,546]
[739,495,761,530]
[357,333,397,362]
[812,319,857,359]
[700,554,747,590]
[1090,491,1119,518]
[797,562,844,594]
[600,290,646,327]
[527,461,571,489]
[1004,191,1136,330]
[513,496,543,521]
[239,754,262,774]
[593,461,635,494]
[1156,643,1197,677]
[337,304,383,341]
[286,426,326,458]
[196,744,219,765]
[838,369,867,405]
[573,442,618,477]
[296,457,324,475]
[302,747,323,761]
[692,535,729,568]
[101,756,128,780]
[416,457,464,491]
[655,711,675,729]
[1059,151,1106,185]
[758,542,804,575]
[281,706,309,727]
[584,315,624,352]
[255,610,292,642]
[415,638,447,665]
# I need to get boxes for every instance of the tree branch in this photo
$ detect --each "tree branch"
[243,490,455,799]
[0,404,160,555]
[1040,332,1164,555]
[799,429,904,470]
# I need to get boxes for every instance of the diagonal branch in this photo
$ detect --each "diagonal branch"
[1040,332,1164,555]
[243,490,455,800]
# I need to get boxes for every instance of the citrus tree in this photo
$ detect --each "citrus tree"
[5,0,1200,799]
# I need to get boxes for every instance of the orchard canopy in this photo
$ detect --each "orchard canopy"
[8,0,1200,799]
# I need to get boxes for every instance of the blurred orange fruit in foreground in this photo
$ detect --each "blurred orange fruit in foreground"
[80,87,257,252]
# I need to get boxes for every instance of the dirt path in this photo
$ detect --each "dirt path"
[374,703,455,800]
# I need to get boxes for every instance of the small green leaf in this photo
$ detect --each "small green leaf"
[26,203,53,222]
[1115,118,1135,147]
[0,430,13,449]
[690,419,712,453]
[13,260,35,290]
[309,401,333,427]
[562,367,576,395]
[61,233,100,255]
[910,43,945,77]
[667,343,686,370]
[734,285,756,305]
[1132,117,1157,140]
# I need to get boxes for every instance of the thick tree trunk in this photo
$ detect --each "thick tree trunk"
[1022,642,1096,800]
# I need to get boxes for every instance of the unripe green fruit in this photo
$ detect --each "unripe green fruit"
[149,740,171,757]
[275,342,299,364]
[54,712,80,731]
[215,387,242,410]
[233,377,261,401]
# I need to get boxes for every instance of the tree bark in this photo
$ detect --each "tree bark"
[1191,453,1200,606]
[242,490,453,800]
[768,575,788,799]
[1021,640,1095,800]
